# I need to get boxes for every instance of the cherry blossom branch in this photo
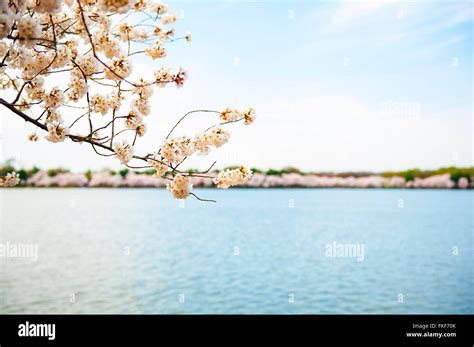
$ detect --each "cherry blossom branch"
[0,0,255,201]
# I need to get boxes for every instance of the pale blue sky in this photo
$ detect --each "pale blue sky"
[1,0,472,172]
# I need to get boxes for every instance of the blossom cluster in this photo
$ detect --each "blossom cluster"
[166,174,192,199]
[160,126,231,167]
[220,107,257,125]
[213,166,253,189]
[114,139,134,165]
[0,172,20,187]
[0,0,255,199]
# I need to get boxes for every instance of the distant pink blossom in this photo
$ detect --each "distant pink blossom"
[458,177,469,189]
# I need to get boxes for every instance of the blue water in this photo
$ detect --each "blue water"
[0,188,472,313]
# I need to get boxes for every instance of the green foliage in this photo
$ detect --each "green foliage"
[119,168,129,177]
[281,166,304,175]
[47,169,58,177]
[434,166,473,183]
[266,168,281,176]
[383,168,428,181]
[143,169,155,176]
[46,168,69,177]
[382,167,473,182]
[0,165,15,176]
[17,169,28,181]
[399,169,423,181]
[28,166,40,176]
[85,170,92,181]
[265,167,303,176]
[0,165,40,182]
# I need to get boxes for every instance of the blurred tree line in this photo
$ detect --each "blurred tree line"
[1,161,473,184]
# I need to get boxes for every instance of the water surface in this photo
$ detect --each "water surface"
[0,188,472,313]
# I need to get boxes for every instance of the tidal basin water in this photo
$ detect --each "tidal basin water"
[0,188,472,314]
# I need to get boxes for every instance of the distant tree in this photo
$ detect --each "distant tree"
[119,168,129,178]
[281,166,303,175]
[27,166,40,176]
[85,169,93,181]
[266,168,281,176]
[399,169,422,182]
[17,169,28,181]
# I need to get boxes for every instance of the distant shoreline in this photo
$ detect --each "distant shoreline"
[4,170,472,189]
[2,165,473,189]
